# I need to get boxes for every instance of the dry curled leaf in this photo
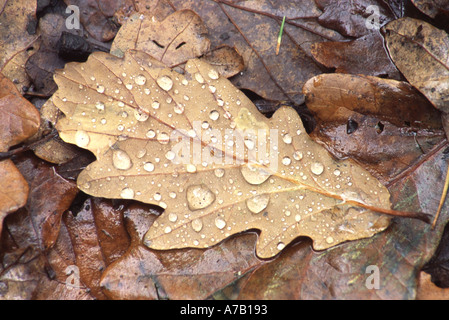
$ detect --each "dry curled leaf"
[52,49,394,258]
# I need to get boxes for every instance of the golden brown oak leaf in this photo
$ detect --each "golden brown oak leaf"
[53,50,391,258]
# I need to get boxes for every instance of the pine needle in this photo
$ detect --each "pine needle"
[276,16,286,55]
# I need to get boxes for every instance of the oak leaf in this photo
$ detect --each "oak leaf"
[51,48,396,258]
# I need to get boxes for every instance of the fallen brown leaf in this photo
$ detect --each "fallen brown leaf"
[411,0,449,18]
[63,0,125,42]
[52,49,397,259]
[310,31,401,79]
[303,73,445,182]
[384,18,449,114]
[111,10,211,67]
[0,73,40,235]
[0,0,40,92]
[116,0,344,104]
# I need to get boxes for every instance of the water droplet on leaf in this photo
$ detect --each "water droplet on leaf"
[241,163,271,185]
[157,75,173,91]
[191,218,203,232]
[311,162,324,175]
[75,130,90,148]
[246,194,270,214]
[112,149,133,170]
[186,184,216,210]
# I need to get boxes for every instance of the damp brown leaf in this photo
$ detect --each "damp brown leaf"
[383,18,449,114]
[0,73,40,236]
[0,0,40,92]
[53,50,394,259]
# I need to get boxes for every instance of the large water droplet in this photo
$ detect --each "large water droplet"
[134,74,147,85]
[143,162,155,172]
[282,157,291,166]
[95,101,105,111]
[134,110,149,122]
[311,162,324,175]
[215,217,226,230]
[174,103,184,114]
[208,69,219,80]
[96,85,105,93]
[157,75,173,91]
[157,132,170,144]
[75,130,90,148]
[209,110,220,121]
[186,184,216,210]
[214,168,225,178]
[168,213,178,222]
[277,242,285,250]
[191,218,203,232]
[120,187,134,199]
[283,133,292,144]
[186,164,197,173]
[195,73,205,84]
[293,151,303,161]
[240,163,271,185]
[246,194,270,214]
[112,149,133,170]
[146,129,156,139]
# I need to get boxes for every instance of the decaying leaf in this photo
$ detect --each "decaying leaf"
[0,0,40,92]
[0,73,40,235]
[116,0,344,104]
[411,0,449,18]
[62,0,124,42]
[303,73,445,182]
[111,10,243,78]
[315,0,394,38]
[310,32,401,80]
[110,10,211,66]
[0,160,29,235]
[52,48,396,258]
[383,18,449,114]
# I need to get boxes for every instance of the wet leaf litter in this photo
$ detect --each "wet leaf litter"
[3,0,449,300]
